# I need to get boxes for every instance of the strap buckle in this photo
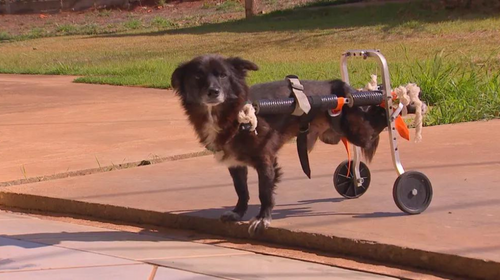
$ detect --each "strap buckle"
[299,123,310,134]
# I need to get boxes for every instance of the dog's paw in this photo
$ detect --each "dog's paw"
[220,211,242,222]
[248,217,271,236]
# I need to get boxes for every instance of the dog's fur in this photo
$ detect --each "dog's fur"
[171,55,387,235]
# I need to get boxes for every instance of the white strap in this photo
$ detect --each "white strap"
[288,77,311,116]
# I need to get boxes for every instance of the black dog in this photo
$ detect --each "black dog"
[171,55,387,235]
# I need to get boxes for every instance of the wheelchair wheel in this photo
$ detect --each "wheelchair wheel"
[333,160,371,199]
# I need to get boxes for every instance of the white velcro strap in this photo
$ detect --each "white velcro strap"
[287,77,311,116]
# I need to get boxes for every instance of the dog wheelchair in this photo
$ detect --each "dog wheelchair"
[251,50,433,214]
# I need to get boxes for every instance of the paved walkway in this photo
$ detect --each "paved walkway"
[0,75,202,182]
[0,210,392,280]
[1,74,499,278]
[3,119,500,265]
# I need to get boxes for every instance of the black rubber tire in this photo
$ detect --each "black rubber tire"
[333,160,371,199]
[393,171,433,214]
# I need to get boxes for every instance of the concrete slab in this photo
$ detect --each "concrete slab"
[0,213,119,236]
[21,232,252,261]
[0,211,390,280]
[0,74,203,182]
[2,120,499,269]
[0,237,138,271]
[0,211,249,261]
[150,254,394,280]
[0,264,148,280]
[154,266,221,280]
[0,264,219,280]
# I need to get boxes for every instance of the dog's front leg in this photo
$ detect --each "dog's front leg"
[221,166,249,222]
[248,163,276,236]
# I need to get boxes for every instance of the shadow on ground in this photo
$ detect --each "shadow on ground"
[173,197,348,220]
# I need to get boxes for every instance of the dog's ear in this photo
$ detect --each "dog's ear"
[171,63,187,92]
[226,57,259,77]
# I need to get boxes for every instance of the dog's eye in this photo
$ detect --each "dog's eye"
[218,73,227,79]
[194,71,204,80]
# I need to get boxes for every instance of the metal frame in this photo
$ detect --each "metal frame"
[340,50,405,185]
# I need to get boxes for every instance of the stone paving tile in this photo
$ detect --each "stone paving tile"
[154,266,222,280]
[28,233,253,261]
[0,215,118,236]
[0,211,393,279]
[149,254,396,280]
[0,264,220,280]
[0,211,250,262]
[0,237,137,272]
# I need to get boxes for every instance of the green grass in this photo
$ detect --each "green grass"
[55,24,79,34]
[262,0,279,5]
[6,23,107,39]
[201,2,214,9]
[201,0,243,11]
[150,16,176,29]
[97,9,112,17]
[123,19,143,30]
[215,0,243,12]
[28,27,46,39]
[0,31,13,41]
[392,53,500,125]
[0,1,499,125]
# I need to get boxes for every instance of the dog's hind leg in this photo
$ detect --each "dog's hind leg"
[221,166,249,222]
[248,160,282,236]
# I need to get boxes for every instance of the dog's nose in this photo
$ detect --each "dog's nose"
[208,87,220,98]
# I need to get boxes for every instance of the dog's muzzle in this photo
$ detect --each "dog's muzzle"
[204,88,225,105]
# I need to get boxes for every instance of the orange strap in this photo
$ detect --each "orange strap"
[379,92,398,108]
[395,116,410,141]
[335,97,345,111]
[379,92,410,141]
[341,137,351,177]
[331,97,346,115]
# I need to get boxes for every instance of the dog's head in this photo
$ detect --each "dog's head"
[171,55,258,106]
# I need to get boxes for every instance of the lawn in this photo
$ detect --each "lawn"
[0,1,499,125]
